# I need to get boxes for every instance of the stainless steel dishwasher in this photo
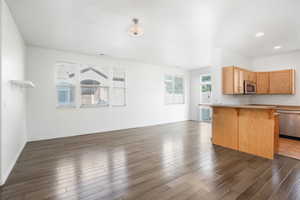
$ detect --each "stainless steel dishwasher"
[278,110,300,138]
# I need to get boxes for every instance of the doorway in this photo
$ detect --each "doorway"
[199,74,212,122]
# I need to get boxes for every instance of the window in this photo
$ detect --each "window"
[80,66,110,107]
[165,75,185,104]
[55,62,128,109]
[57,83,75,107]
[112,70,126,106]
[201,75,211,82]
[80,80,109,106]
[55,62,77,107]
[81,83,109,106]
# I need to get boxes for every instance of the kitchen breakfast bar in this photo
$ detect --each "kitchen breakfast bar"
[203,104,279,159]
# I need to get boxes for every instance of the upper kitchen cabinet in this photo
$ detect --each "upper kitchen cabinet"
[247,71,257,83]
[223,66,255,94]
[235,67,244,94]
[223,66,239,94]
[223,67,295,95]
[256,72,270,94]
[269,69,295,94]
[223,66,235,94]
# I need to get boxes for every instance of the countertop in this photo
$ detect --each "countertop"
[199,104,300,111]
[250,104,300,111]
[199,104,277,109]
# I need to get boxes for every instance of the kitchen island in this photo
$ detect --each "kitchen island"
[202,104,279,159]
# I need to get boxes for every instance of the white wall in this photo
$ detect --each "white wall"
[250,51,300,105]
[0,0,2,185]
[1,0,27,185]
[26,46,190,141]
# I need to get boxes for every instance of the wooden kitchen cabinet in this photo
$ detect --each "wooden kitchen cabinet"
[256,72,270,94]
[248,71,257,83]
[212,107,238,150]
[223,66,241,94]
[269,69,295,94]
[211,106,278,159]
[223,66,256,94]
[223,67,295,95]
[238,68,245,94]
[223,66,235,94]
[223,66,245,94]
[238,109,276,159]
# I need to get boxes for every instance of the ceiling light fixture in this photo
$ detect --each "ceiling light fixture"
[274,45,282,50]
[128,18,144,37]
[255,32,265,37]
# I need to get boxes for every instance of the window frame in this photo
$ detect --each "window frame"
[199,73,212,122]
[56,83,76,108]
[200,73,212,84]
[55,62,128,109]
[111,70,126,107]
[164,74,185,105]
[199,73,212,103]
[55,61,78,109]
[80,84,110,108]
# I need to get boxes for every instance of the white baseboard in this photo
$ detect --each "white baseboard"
[0,141,27,186]
[29,119,189,142]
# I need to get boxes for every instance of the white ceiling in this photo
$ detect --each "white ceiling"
[5,0,300,69]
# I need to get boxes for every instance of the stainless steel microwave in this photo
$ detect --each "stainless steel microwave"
[244,80,256,94]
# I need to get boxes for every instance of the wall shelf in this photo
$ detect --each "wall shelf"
[10,80,35,88]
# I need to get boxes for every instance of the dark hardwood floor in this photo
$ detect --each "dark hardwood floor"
[1,121,300,200]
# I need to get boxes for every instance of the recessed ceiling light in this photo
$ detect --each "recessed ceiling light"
[274,46,282,50]
[255,32,265,37]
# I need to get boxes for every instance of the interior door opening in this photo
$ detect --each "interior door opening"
[199,74,212,122]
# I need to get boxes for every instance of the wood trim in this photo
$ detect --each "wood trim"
[291,69,295,94]
[274,114,279,153]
